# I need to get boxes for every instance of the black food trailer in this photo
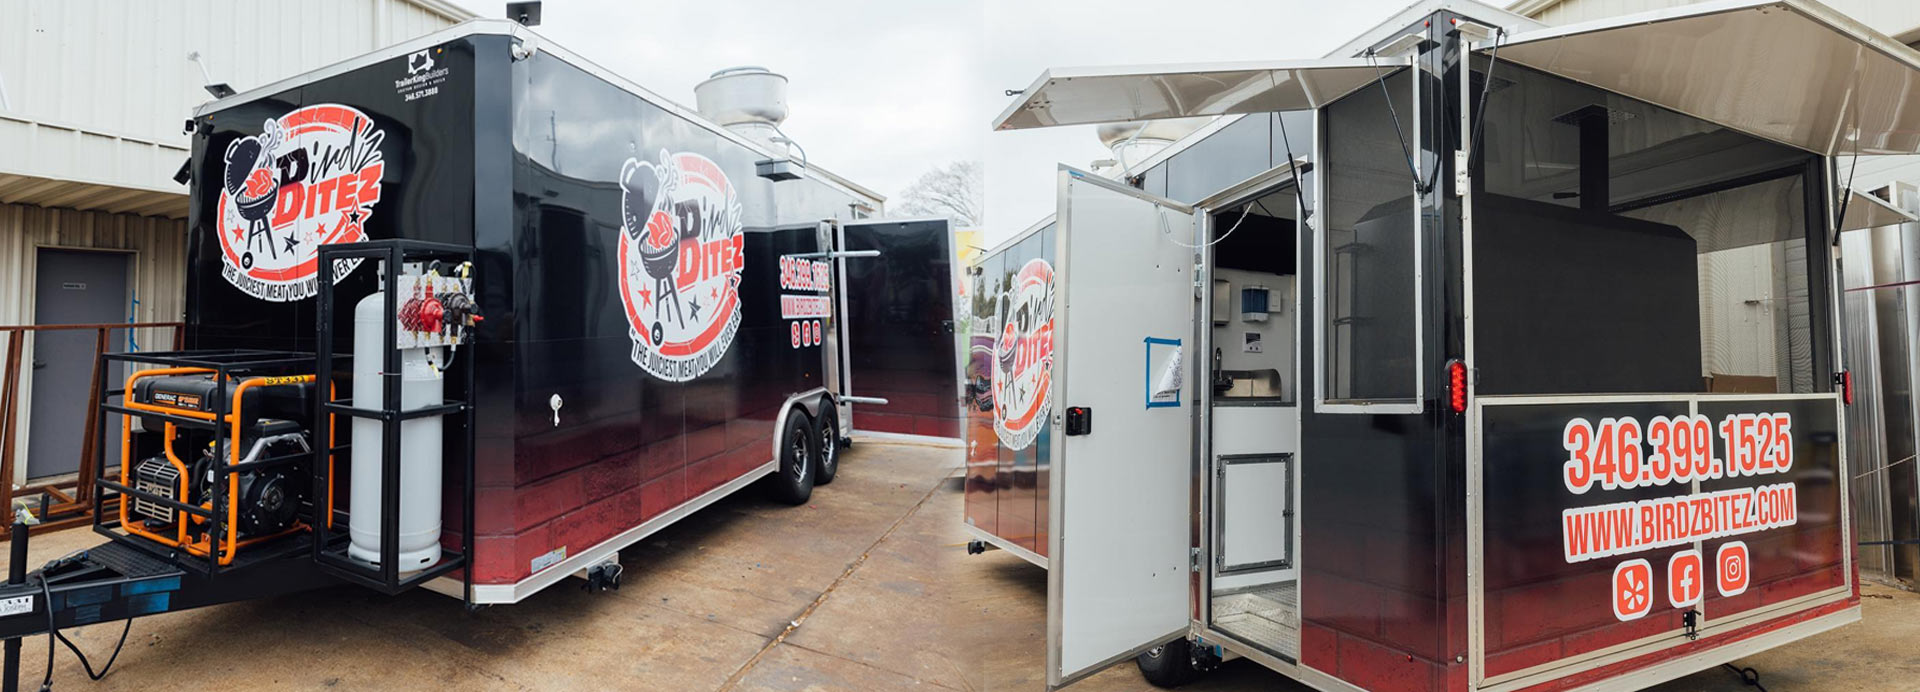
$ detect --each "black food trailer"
[0,18,956,689]
[981,0,1917,689]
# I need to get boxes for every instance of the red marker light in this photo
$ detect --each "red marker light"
[1448,359,1468,414]
[1842,370,1854,406]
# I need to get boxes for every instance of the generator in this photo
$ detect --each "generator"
[118,369,321,563]
[127,374,313,537]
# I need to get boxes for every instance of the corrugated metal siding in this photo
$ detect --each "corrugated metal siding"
[0,0,469,196]
[0,202,188,482]
[1844,226,1894,580]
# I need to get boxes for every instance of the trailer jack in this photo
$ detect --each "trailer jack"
[583,562,623,593]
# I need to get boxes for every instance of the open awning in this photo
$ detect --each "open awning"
[1840,187,1918,230]
[1490,0,1920,156]
[991,59,1396,131]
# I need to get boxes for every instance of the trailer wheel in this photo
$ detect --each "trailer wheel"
[815,407,841,485]
[1136,639,1201,688]
[768,409,817,504]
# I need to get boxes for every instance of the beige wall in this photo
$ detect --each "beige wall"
[1,202,188,483]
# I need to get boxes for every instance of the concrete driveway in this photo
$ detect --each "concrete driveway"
[3,439,966,691]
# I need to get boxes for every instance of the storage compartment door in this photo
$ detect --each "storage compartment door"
[1049,167,1196,688]
[838,218,960,438]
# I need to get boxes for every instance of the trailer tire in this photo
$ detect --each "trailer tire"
[769,409,818,505]
[815,407,841,485]
[1136,639,1201,688]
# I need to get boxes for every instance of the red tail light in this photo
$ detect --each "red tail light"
[1841,370,1854,406]
[1448,359,1468,414]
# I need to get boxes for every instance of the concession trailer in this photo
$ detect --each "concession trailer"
[977,0,1920,689]
[0,18,956,689]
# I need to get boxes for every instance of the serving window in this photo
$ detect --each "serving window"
[1319,69,1421,409]
[1471,62,1828,397]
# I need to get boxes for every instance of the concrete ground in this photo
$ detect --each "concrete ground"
[1,438,967,691]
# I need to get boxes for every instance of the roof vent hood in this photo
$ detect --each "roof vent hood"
[694,66,790,150]
[1092,117,1210,177]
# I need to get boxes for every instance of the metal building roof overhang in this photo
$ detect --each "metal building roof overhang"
[991,59,1400,131]
[1489,0,1920,156]
[1840,187,1918,230]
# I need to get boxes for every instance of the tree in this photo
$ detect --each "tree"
[895,160,983,227]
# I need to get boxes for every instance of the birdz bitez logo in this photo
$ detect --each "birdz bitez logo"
[216,104,385,302]
[617,150,746,382]
[993,259,1054,450]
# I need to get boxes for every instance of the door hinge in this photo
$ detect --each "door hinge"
[1682,609,1700,640]
[1453,149,1470,198]
[1191,547,1203,573]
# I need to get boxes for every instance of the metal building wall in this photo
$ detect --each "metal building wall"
[0,0,469,484]
[0,202,188,482]
[0,0,472,210]
[1843,182,1920,586]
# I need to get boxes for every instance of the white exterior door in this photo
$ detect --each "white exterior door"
[1048,167,1197,688]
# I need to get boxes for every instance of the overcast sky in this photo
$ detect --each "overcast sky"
[450,0,1448,245]
[447,0,987,217]
[980,0,1431,244]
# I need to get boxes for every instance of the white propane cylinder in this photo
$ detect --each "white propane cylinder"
[348,292,444,572]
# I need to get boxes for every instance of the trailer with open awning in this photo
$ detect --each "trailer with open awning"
[984,1,1918,689]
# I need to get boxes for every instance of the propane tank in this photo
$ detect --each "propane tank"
[348,292,444,572]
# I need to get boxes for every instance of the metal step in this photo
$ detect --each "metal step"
[85,540,182,579]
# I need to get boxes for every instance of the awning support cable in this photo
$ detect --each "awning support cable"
[1465,27,1506,173]
[1833,148,1861,245]
[1833,72,1863,246]
[1275,113,1312,223]
[1853,452,1917,480]
[1366,49,1426,193]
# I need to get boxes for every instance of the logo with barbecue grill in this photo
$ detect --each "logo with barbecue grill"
[992,259,1054,450]
[617,150,745,382]
[216,104,385,302]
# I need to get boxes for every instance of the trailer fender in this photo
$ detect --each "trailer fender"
[770,387,832,468]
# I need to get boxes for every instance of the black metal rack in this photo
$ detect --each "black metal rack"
[312,239,477,600]
[90,349,322,577]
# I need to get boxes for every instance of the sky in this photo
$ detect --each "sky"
[980,0,1429,245]
[448,0,1447,245]
[446,0,987,217]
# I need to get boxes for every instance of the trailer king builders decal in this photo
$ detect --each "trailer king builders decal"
[216,104,385,301]
[1557,413,1797,620]
[616,150,746,382]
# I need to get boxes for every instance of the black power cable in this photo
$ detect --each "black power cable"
[1722,663,1769,692]
[36,567,133,690]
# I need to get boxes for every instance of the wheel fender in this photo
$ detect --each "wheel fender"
[769,387,830,466]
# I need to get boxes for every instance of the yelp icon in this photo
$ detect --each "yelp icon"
[1612,559,1653,621]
